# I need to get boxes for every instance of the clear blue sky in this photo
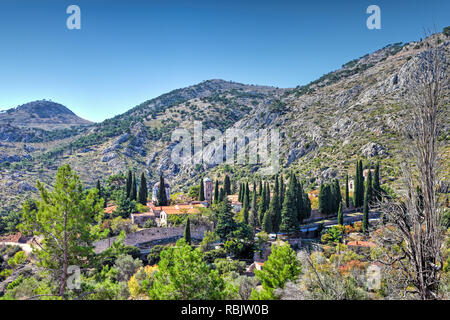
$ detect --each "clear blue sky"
[0,0,448,122]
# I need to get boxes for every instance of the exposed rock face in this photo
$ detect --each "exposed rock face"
[361,142,387,158]
[0,34,448,212]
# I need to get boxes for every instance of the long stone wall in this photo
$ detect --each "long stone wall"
[94,225,211,253]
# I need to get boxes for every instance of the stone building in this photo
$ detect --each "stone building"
[203,177,213,203]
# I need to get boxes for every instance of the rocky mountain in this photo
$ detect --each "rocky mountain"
[0,32,448,213]
[0,100,92,143]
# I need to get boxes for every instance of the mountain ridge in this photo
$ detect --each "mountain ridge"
[0,32,448,213]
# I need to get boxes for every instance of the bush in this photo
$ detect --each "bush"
[7,251,27,269]
[143,219,157,228]
[203,248,227,264]
[147,245,166,265]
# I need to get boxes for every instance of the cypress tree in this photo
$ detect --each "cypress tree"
[363,184,369,233]
[245,182,250,208]
[126,169,132,198]
[366,170,373,205]
[332,179,342,214]
[337,202,343,225]
[130,173,137,201]
[219,187,225,203]
[184,217,191,244]
[279,175,285,207]
[262,211,273,233]
[157,174,168,206]
[259,182,267,225]
[199,178,205,201]
[345,173,350,208]
[270,175,281,235]
[249,184,259,228]
[258,179,263,197]
[303,191,312,221]
[359,160,364,207]
[265,182,270,208]
[224,175,231,195]
[373,163,381,202]
[214,180,219,204]
[238,183,243,203]
[138,172,148,205]
[280,173,300,235]
[319,183,333,216]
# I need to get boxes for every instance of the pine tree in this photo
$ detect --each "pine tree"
[337,202,343,225]
[184,217,191,244]
[238,183,243,203]
[138,172,148,205]
[157,175,168,206]
[130,173,137,201]
[126,169,132,198]
[214,180,219,204]
[345,173,350,208]
[224,175,231,195]
[302,191,312,221]
[280,173,300,235]
[199,178,205,201]
[215,199,238,239]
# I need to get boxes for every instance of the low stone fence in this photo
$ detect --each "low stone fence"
[94,225,211,254]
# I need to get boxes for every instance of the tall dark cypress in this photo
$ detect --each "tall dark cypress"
[337,202,343,225]
[280,173,300,235]
[259,182,267,225]
[224,175,231,195]
[249,183,259,228]
[363,182,369,233]
[359,160,365,207]
[270,175,282,235]
[138,172,148,205]
[345,173,350,208]
[246,182,250,204]
[366,170,373,205]
[199,178,205,201]
[219,187,225,203]
[332,179,342,214]
[265,182,270,209]
[184,217,191,244]
[258,179,263,197]
[157,174,168,206]
[238,183,243,203]
[130,173,137,201]
[126,169,132,198]
[279,175,285,207]
[214,180,219,204]
[373,163,381,202]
